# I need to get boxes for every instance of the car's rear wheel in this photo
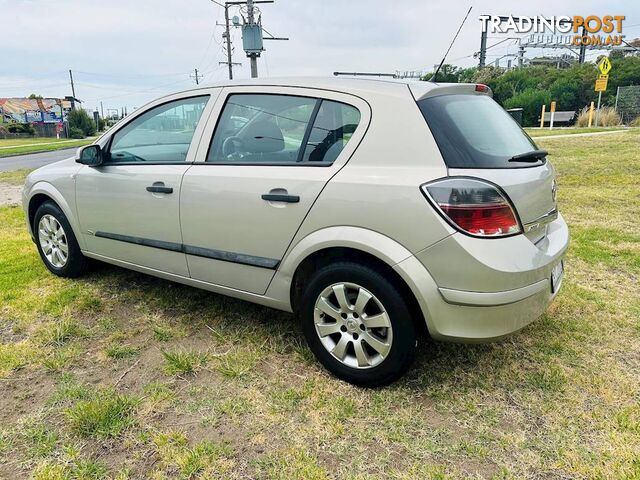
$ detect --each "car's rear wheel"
[299,261,417,386]
[34,201,88,278]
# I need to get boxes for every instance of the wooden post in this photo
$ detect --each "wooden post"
[588,101,594,127]
[540,104,546,128]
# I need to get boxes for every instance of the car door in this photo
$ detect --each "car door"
[180,86,369,294]
[75,91,216,276]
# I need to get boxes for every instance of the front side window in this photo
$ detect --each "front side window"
[207,94,360,165]
[108,96,209,163]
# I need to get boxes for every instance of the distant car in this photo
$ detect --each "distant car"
[23,78,568,386]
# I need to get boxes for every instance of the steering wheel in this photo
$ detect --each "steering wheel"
[222,136,245,157]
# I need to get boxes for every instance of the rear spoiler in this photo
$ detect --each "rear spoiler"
[409,83,492,101]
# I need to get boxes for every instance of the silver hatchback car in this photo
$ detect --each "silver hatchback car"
[23,77,568,386]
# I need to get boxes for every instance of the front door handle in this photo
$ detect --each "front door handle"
[261,193,300,203]
[146,182,173,194]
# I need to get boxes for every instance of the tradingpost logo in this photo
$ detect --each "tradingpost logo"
[479,15,625,47]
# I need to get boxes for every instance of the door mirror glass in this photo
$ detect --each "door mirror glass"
[76,145,103,166]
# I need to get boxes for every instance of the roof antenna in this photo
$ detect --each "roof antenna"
[429,6,473,82]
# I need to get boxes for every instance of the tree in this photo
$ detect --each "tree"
[419,56,640,126]
[28,93,43,99]
[66,109,96,137]
[428,64,462,83]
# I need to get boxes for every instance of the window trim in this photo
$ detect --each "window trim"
[101,94,211,166]
[203,92,361,167]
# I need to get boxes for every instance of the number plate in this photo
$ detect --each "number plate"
[551,260,564,293]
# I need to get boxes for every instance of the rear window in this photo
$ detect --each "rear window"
[418,94,543,169]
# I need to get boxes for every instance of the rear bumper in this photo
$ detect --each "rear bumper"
[393,213,569,342]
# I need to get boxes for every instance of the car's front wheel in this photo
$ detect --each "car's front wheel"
[34,201,88,278]
[299,262,417,387]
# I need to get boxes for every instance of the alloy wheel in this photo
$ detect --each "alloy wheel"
[38,214,69,268]
[313,282,393,369]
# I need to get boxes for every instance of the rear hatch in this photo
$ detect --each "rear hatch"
[413,85,557,244]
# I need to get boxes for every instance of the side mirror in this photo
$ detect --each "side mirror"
[75,145,103,166]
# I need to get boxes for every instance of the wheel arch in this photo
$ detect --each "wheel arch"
[26,182,84,249]
[271,226,430,336]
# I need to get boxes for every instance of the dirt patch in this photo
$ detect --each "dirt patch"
[0,370,56,426]
[0,182,22,206]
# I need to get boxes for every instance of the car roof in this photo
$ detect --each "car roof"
[172,76,454,100]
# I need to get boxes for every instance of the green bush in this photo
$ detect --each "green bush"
[426,57,640,126]
[67,109,96,137]
[504,88,551,127]
[6,123,35,135]
[68,127,85,139]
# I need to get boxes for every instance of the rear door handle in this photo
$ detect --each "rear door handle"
[261,193,300,203]
[146,182,173,194]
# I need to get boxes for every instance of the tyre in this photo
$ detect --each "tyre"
[299,261,417,387]
[34,201,88,278]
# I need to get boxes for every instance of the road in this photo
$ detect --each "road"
[0,148,76,172]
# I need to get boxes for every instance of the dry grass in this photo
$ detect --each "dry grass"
[0,131,638,478]
[576,106,622,127]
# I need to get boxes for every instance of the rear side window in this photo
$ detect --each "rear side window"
[418,94,542,169]
[207,94,360,165]
[300,100,360,163]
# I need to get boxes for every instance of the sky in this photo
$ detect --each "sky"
[0,0,638,113]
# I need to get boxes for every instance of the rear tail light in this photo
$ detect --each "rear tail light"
[475,83,491,94]
[421,178,521,237]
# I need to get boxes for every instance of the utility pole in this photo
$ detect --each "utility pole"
[213,0,285,79]
[190,68,202,85]
[518,44,525,67]
[479,29,488,68]
[246,0,258,78]
[223,4,234,79]
[68,69,76,108]
[578,26,587,63]
[213,0,241,80]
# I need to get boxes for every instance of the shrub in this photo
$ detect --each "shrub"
[629,116,640,127]
[576,107,590,127]
[68,127,85,139]
[6,123,35,135]
[575,106,622,127]
[596,107,622,126]
[67,108,96,137]
[504,88,552,126]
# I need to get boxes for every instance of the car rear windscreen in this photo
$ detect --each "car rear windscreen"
[418,94,544,169]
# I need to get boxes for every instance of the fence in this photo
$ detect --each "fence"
[615,85,640,124]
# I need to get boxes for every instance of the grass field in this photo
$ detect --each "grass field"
[0,132,639,479]
[0,137,96,158]
[524,126,631,137]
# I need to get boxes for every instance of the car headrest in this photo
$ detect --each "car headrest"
[243,120,284,153]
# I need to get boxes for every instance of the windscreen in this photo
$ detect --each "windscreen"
[418,94,543,169]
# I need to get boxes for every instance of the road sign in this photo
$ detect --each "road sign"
[598,57,612,75]
[550,101,556,113]
[595,74,609,92]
